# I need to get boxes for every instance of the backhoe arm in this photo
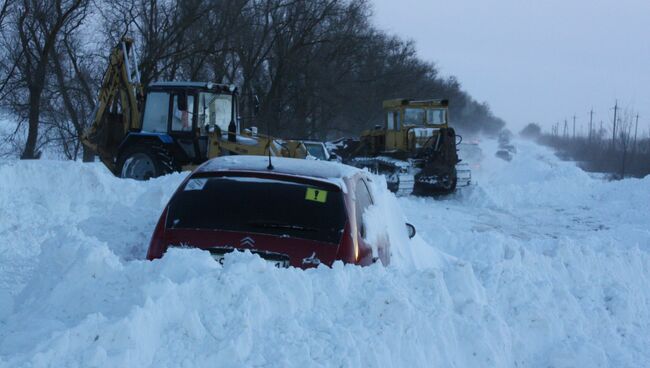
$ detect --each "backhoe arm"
[82,38,143,172]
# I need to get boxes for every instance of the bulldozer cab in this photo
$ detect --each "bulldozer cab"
[383,98,449,128]
[335,97,465,195]
[382,99,449,151]
[141,81,239,162]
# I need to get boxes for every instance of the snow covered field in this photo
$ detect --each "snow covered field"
[1,139,649,367]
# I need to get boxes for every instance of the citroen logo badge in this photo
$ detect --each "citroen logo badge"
[240,236,255,247]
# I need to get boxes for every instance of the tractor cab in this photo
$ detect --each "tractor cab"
[141,81,240,164]
[82,38,307,181]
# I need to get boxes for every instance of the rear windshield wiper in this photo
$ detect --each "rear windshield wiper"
[248,221,318,232]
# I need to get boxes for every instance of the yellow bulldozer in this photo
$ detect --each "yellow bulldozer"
[82,38,307,180]
[332,98,471,195]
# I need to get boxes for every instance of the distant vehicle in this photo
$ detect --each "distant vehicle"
[495,150,513,161]
[331,98,470,196]
[303,141,331,160]
[495,130,516,161]
[146,156,416,268]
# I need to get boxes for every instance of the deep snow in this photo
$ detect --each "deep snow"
[1,139,649,367]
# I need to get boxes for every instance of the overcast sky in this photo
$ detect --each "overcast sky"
[372,0,650,134]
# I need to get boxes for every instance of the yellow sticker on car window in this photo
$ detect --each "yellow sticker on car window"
[305,188,328,203]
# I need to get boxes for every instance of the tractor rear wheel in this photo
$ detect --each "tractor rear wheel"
[117,143,174,180]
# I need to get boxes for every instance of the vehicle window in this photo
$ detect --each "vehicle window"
[305,143,327,160]
[354,179,373,238]
[404,108,426,126]
[172,94,195,132]
[141,92,170,133]
[167,176,347,244]
[427,108,446,124]
[387,111,395,130]
[198,93,233,134]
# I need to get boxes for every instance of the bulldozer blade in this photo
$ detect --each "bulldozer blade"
[456,162,472,187]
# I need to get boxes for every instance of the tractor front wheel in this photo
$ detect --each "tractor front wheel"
[117,143,174,180]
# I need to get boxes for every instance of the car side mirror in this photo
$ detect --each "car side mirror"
[405,223,416,239]
[328,153,338,161]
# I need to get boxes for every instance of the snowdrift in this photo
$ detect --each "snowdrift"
[1,140,649,367]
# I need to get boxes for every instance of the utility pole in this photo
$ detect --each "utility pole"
[572,115,576,139]
[563,119,568,138]
[612,100,618,150]
[633,113,639,154]
[620,114,627,179]
[589,109,594,142]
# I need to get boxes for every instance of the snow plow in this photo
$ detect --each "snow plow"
[332,99,470,196]
[82,38,307,180]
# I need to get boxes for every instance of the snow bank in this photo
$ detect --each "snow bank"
[0,160,186,299]
[1,138,650,367]
[399,139,650,367]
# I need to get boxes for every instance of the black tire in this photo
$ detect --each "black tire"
[116,142,175,180]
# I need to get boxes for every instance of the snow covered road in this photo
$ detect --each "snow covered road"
[1,139,649,367]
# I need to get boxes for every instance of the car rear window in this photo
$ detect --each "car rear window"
[166,176,347,244]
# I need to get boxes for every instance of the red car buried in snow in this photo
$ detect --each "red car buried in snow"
[146,155,415,269]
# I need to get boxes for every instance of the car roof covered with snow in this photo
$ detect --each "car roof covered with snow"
[194,155,363,187]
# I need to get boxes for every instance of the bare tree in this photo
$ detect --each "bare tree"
[3,0,507,160]
[2,0,89,159]
[45,33,98,160]
[0,0,10,27]
[83,0,506,147]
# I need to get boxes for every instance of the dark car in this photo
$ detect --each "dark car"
[147,155,415,269]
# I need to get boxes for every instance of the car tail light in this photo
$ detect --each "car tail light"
[146,206,168,260]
